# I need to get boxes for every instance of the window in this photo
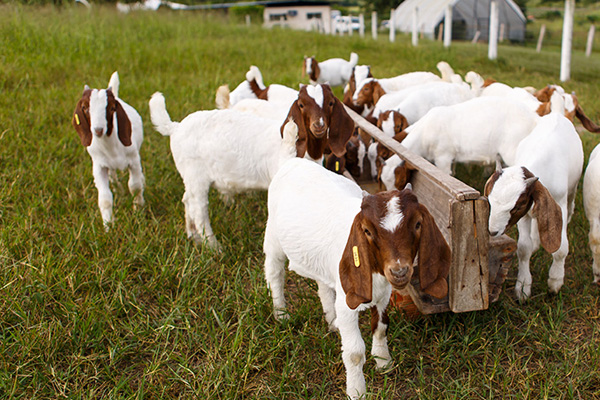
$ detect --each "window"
[307,12,322,20]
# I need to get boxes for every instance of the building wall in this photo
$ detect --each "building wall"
[263,5,332,34]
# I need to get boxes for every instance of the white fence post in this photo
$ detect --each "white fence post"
[372,11,378,40]
[438,23,444,41]
[412,7,419,46]
[560,0,575,82]
[499,23,505,42]
[359,13,365,37]
[472,31,481,43]
[390,9,396,42]
[488,0,499,60]
[536,24,546,52]
[444,4,452,48]
[349,14,353,36]
[586,24,595,57]
[245,15,251,26]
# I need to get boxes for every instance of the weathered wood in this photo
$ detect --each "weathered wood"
[488,235,517,303]
[449,198,489,312]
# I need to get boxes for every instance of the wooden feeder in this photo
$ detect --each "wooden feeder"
[345,107,516,314]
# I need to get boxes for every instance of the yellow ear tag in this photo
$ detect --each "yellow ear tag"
[352,246,360,267]
[75,113,80,125]
[335,161,340,172]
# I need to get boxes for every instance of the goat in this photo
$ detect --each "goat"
[352,72,442,109]
[399,96,545,175]
[351,62,454,109]
[374,81,475,127]
[149,84,351,249]
[343,65,373,116]
[263,157,450,399]
[281,84,355,161]
[302,52,359,87]
[216,65,299,110]
[72,71,145,229]
[583,144,600,285]
[484,93,583,301]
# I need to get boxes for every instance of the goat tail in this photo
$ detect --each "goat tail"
[108,71,120,98]
[349,52,359,67]
[279,120,299,167]
[215,85,231,109]
[149,92,178,136]
[437,61,455,82]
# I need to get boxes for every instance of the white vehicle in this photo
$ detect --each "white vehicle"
[333,15,360,34]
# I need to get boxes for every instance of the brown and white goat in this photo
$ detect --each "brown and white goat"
[281,84,355,161]
[264,157,450,399]
[72,71,145,229]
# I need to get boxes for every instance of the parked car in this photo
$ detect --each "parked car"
[333,15,360,33]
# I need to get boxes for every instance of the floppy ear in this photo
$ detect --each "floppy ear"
[72,97,92,147]
[417,204,451,298]
[575,102,600,133]
[327,96,355,158]
[394,162,416,190]
[115,101,132,146]
[281,100,309,158]
[339,215,374,310]
[531,180,563,253]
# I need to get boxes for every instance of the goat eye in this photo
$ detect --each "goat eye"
[298,103,304,109]
[415,221,422,231]
[364,228,372,238]
[329,101,334,107]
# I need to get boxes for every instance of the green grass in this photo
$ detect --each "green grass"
[1,4,600,399]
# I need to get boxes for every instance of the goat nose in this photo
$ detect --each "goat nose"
[94,127,103,137]
[392,267,408,278]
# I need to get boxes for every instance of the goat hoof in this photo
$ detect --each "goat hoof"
[547,278,563,294]
[274,309,289,321]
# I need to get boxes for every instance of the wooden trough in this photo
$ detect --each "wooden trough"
[345,107,517,314]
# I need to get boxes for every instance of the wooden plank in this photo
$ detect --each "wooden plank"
[345,106,481,202]
[448,199,489,313]
[488,235,517,303]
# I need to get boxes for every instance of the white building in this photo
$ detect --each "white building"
[394,0,526,42]
[263,1,333,34]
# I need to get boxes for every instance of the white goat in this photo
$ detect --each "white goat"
[399,96,544,175]
[374,80,475,126]
[485,93,583,301]
[72,71,145,229]
[264,157,450,399]
[352,72,442,108]
[216,65,298,110]
[303,52,359,87]
[149,84,353,249]
[583,144,600,285]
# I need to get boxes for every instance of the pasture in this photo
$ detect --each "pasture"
[1,4,600,398]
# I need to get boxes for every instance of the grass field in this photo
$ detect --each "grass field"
[1,4,600,399]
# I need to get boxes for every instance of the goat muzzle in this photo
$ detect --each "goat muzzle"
[311,123,328,139]
[385,263,413,290]
[94,127,104,137]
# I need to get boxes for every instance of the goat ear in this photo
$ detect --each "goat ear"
[575,102,600,133]
[327,95,355,158]
[531,180,563,253]
[339,215,373,310]
[115,100,132,147]
[281,101,308,158]
[417,204,451,299]
[73,98,92,147]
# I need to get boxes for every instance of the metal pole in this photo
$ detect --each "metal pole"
[560,0,575,82]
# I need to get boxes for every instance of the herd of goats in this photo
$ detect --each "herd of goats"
[71,52,600,398]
